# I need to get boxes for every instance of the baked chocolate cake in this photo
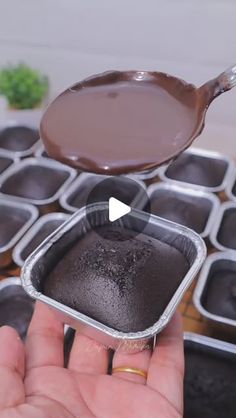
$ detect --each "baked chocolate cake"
[184,341,236,418]
[217,209,236,249]
[202,269,236,320]
[44,225,189,332]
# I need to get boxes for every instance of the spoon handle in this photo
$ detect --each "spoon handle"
[217,64,236,92]
[200,64,236,103]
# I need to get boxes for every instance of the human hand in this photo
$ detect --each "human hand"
[0,301,184,418]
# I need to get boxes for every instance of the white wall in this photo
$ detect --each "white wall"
[0,0,235,155]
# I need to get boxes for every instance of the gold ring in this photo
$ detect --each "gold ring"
[112,366,148,380]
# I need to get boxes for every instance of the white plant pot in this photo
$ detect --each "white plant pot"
[6,108,43,129]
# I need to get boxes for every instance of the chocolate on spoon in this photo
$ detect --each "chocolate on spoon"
[40,65,236,175]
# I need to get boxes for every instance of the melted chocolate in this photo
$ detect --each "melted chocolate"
[0,205,30,247]
[184,341,236,418]
[146,189,212,233]
[165,152,228,187]
[40,71,210,175]
[44,225,189,333]
[217,209,236,249]
[202,269,236,320]
[21,219,66,261]
[1,165,69,200]
[0,126,39,152]
[0,285,34,339]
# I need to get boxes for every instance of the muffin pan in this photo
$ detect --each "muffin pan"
[0,157,77,211]
[21,202,206,351]
[158,148,233,193]
[59,172,148,212]
[0,277,35,339]
[194,252,236,338]
[184,333,236,418]
[146,183,219,238]
[0,125,40,158]
[210,202,236,251]
[0,198,38,267]
[13,212,69,267]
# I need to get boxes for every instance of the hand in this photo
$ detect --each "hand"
[0,301,184,418]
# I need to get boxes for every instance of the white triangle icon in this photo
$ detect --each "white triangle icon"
[109,197,131,222]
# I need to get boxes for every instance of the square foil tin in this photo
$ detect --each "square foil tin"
[193,251,236,338]
[21,203,206,352]
[158,147,234,193]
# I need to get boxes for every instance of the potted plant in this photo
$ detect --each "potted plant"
[0,63,49,127]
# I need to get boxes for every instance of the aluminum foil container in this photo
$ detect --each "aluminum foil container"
[59,172,148,213]
[0,157,77,213]
[146,183,220,238]
[158,147,234,193]
[225,167,236,202]
[35,143,50,159]
[210,201,236,252]
[0,277,35,339]
[0,197,38,267]
[184,332,236,418]
[0,149,19,176]
[13,212,70,267]
[193,251,236,339]
[0,124,41,158]
[21,202,206,352]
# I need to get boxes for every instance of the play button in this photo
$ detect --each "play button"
[109,197,131,222]
[85,175,150,240]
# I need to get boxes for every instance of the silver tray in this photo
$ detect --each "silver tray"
[0,123,41,158]
[184,331,236,353]
[146,182,220,238]
[0,197,38,267]
[13,212,70,267]
[158,147,234,193]
[0,149,19,176]
[210,201,236,252]
[193,251,236,337]
[59,172,148,213]
[225,167,236,202]
[21,202,206,352]
[0,157,77,212]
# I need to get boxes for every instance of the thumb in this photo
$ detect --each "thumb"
[0,326,25,409]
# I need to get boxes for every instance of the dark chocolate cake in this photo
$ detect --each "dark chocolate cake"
[44,225,189,332]
[202,269,236,320]
[217,209,236,249]
[184,341,236,418]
